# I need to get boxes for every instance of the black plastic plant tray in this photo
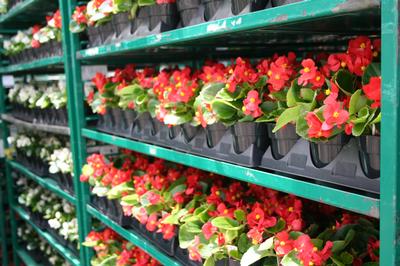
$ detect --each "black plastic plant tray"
[203,0,269,22]
[260,138,380,194]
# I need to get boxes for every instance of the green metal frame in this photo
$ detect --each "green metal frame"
[0,159,8,266]
[0,0,398,265]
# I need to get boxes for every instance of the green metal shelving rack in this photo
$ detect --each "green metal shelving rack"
[0,0,398,265]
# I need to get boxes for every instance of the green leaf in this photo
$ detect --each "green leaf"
[330,256,345,266]
[169,184,187,197]
[362,63,381,85]
[333,70,357,96]
[199,83,225,102]
[234,209,246,222]
[339,252,353,264]
[106,183,134,199]
[272,106,300,133]
[240,237,275,266]
[266,219,286,233]
[238,233,252,254]
[145,204,164,214]
[204,256,215,266]
[121,194,139,205]
[97,254,118,266]
[179,222,200,249]
[82,240,99,247]
[211,217,240,230]
[349,89,367,115]
[280,250,301,266]
[211,99,240,120]
[300,88,315,102]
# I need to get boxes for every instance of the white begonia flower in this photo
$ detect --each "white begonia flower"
[63,203,72,214]
[48,218,61,229]
[55,211,61,219]
[92,186,109,197]
[7,136,15,145]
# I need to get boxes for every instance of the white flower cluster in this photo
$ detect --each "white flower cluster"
[3,29,32,55]
[8,80,67,109]
[17,178,79,248]
[17,223,71,266]
[49,147,73,175]
[8,132,69,165]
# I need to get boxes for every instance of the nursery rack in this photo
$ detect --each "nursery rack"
[0,0,398,265]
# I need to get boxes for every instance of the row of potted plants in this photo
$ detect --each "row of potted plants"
[17,223,71,266]
[16,175,79,256]
[87,36,381,192]
[80,151,380,266]
[3,9,62,64]
[8,80,68,126]
[83,227,161,265]
[7,132,74,193]
[70,0,301,47]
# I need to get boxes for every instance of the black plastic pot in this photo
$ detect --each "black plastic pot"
[55,107,68,126]
[267,123,298,160]
[26,248,43,263]
[99,21,115,45]
[177,0,203,27]
[131,6,151,37]
[175,247,203,266]
[97,107,115,131]
[51,41,63,56]
[134,112,152,133]
[61,173,74,194]
[138,223,156,241]
[231,122,265,154]
[112,12,131,39]
[203,0,224,21]
[151,118,162,136]
[126,216,141,231]
[181,123,200,143]
[153,231,178,256]
[67,242,80,258]
[358,135,380,179]
[91,195,108,213]
[206,122,227,148]
[271,0,301,6]
[110,107,126,133]
[106,199,133,227]
[123,109,137,133]
[231,0,268,15]
[168,125,181,140]
[310,134,349,168]
[87,26,103,47]
[149,4,179,33]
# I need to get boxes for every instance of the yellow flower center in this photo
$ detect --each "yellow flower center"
[229,69,234,74]
[361,66,366,71]
[275,74,281,80]
[215,191,220,196]
[373,51,378,57]
[316,76,321,81]
[250,98,256,103]
[242,106,247,112]
[360,42,366,49]
[288,207,294,212]
[180,92,185,97]
[255,214,260,220]
[280,241,286,246]
[313,247,318,252]
[325,89,331,95]
[223,209,228,214]
[304,67,310,73]
[267,70,272,76]
[333,111,339,118]
[341,61,347,68]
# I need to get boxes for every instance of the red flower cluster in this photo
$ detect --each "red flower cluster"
[72,5,87,25]
[85,228,160,266]
[274,232,333,266]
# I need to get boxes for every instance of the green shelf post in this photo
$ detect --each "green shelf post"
[0,75,19,266]
[0,158,8,266]
[380,0,400,264]
[59,0,91,265]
